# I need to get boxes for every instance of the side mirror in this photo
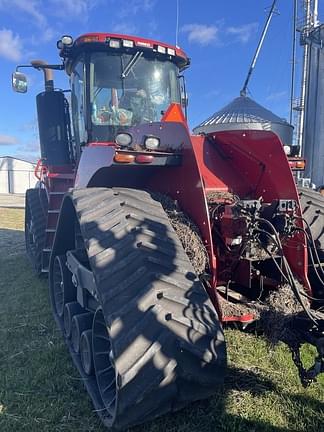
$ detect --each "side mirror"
[12,71,27,93]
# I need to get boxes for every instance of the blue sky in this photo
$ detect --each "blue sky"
[0,0,322,162]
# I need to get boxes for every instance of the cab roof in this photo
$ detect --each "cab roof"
[61,32,190,73]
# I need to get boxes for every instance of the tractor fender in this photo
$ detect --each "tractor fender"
[73,122,218,305]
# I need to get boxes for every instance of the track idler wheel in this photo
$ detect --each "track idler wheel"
[52,255,76,317]
[71,312,94,353]
[63,302,83,338]
[80,329,94,376]
[92,308,117,422]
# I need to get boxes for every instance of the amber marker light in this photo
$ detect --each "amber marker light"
[80,36,99,43]
[289,159,306,170]
[114,153,135,163]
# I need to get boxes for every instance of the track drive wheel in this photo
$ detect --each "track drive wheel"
[49,187,227,429]
[25,188,47,275]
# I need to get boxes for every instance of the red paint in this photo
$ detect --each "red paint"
[34,159,48,180]
[193,129,310,292]
[222,314,255,323]
[75,146,115,188]
[147,122,220,311]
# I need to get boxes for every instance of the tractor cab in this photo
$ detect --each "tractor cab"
[63,34,189,146]
[12,34,189,165]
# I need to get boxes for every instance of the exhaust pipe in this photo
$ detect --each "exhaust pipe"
[31,59,54,92]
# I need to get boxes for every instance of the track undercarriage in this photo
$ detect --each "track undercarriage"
[47,187,226,429]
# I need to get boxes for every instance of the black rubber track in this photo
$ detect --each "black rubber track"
[49,187,226,429]
[25,188,47,275]
[299,187,324,261]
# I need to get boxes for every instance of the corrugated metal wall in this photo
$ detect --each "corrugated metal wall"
[303,25,324,187]
[0,157,37,193]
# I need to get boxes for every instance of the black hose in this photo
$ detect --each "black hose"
[255,218,319,326]
[293,226,324,286]
[294,216,324,279]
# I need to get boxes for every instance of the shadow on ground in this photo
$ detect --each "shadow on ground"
[0,224,323,432]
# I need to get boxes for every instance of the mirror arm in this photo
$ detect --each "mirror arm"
[16,62,64,92]
[16,64,64,72]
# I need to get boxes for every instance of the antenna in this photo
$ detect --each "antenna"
[313,0,319,27]
[240,0,278,97]
[176,0,180,48]
[290,0,298,125]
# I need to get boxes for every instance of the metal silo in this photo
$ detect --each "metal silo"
[302,24,324,187]
[193,95,293,147]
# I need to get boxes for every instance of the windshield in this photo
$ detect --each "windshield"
[90,52,180,140]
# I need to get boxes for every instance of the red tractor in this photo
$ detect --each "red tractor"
[12,33,324,429]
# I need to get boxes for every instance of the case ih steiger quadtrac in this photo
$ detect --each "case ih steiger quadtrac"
[12,33,324,429]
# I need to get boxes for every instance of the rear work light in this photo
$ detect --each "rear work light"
[109,39,121,48]
[157,45,166,54]
[122,39,134,48]
[114,153,135,163]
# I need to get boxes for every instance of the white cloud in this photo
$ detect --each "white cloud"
[0,0,55,43]
[226,23,258,44]
[0,134,18,145]
[266,90,288,101]
[181,24,219,46]
[51,0,89,15]
[0,0,46,27]
[50,0,99,20]
[0,29,23,61]
[118,0,156,18]
[204,89,221,99]
[111,22,139,35]
[17,140,40,153]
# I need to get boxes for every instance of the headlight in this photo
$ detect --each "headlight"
[61,35,73,46]
[144,136,160,150]
[283,145,291,155]
[115,133,132,147]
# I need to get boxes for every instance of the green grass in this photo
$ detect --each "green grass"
[0,208,323,432]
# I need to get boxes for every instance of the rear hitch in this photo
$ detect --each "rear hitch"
[290,315,324,386]
[290,342,324,387]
